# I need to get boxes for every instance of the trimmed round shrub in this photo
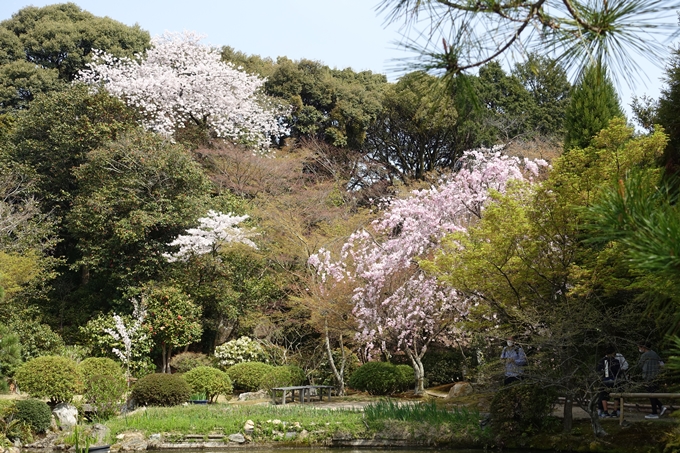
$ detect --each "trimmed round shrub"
[226,362,274,392]
[490,383,557,438]
[15,399,51,433]
[15,356,81,403]
[215,336,268,368]
[395,364,415,392]
[260,365,306,391]
[348,362,407,395]
[182,366,233,402]
[131,373,191,406]
[169,352,213,373]
[79,357,124,383]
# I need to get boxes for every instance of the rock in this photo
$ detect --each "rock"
[25,432,59,449]
[228,433,246,444]
[446,382,474,398]
[272,419,281,425]
[299,429,309,440]
[149,434,161,441]
[117,432,147,451]
[243,419,255,433]
[52,403,78,430]
[284,431,297,439]
[90,423,111,444]
[237,390,269,401]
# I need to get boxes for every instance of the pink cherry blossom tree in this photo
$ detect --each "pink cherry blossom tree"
[77,31,287,148]
[310,148,547,394]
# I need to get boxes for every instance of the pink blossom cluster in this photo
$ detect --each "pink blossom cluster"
[163,210,257,262]
[77,31,288,149]
[309,148,547,354]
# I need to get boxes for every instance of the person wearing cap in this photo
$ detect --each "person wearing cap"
[500,336,527,385]
[638,341,667,419]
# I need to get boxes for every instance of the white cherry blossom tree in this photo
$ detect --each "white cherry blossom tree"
[77,31,287,148]
[163,210,257,262]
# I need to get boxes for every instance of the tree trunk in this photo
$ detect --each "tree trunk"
[324,319,345,396]
[161,344,168,373]
[563,395,573,433]
[166,347,173,373]
[405,348,425,395]
[587,395,607,437]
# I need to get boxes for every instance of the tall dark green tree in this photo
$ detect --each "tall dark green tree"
[261,57,387,149]
[656,47,680,175]
[362,71,459,182]
[512,53,571,138]
[11,84,139,218]
[1,3,150,82]
[563,65,624,151]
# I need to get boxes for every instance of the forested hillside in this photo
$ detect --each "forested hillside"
[1,2,680,439]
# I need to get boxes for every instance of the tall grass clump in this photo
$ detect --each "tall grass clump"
[364,399,479,427]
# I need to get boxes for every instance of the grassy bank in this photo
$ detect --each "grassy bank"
[104,399,487,446]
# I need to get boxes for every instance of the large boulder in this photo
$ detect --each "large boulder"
[52,403,78,430]
[446,382,474,399]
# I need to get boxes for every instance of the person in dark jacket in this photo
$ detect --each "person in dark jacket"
[596,346,622,417]
[638,341,666,419]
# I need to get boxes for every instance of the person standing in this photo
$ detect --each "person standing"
[501,336,527,385]
[638,341,666,419]
[596,346,622,417]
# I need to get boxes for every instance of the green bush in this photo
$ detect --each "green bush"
[169,352,213,373]
[182,366,233,402]
[260,365,306,392]
[489,383,557,438]
[84,374,127,420]
[421,349,465,386]
[348,362,408,395]
[14,356,80,403]
[79,357,124,383]
[131,373,191,407]
[395,364,415,392]
[15,399,51,433]
[226,362,274,392]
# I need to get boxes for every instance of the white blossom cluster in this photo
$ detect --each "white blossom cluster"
[77,31,288,149]
[214,336,268,368]
[163,210,257,262]
[104,298,147,377]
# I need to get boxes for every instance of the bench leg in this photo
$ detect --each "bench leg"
[619,397,624,425]
[282,390,288,405]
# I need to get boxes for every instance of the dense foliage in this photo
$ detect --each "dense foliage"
[225,362,274,392]
[348,362,414,395]
[14,399,51,434]
[182,366,233,402]
[131,373,192,407]
[14,355,80,403]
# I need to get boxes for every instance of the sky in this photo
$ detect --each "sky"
[1,0,677,119]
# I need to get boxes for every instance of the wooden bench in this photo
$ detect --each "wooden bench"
[270,385,334,405]
[610,392,680,424]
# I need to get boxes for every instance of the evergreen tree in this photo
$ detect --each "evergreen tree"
[656,47,680,175]
[563,65,624,151]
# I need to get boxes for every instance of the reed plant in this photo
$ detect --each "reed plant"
[364,399,479,428]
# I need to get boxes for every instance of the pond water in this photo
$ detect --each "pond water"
[158,449,543,453]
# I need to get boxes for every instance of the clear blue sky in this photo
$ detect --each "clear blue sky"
[1,0,676,118]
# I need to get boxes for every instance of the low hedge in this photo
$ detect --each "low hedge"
[131,373,191,407]
[226,362,274,392]
[182,366,233,402]
[348,362,414,395]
